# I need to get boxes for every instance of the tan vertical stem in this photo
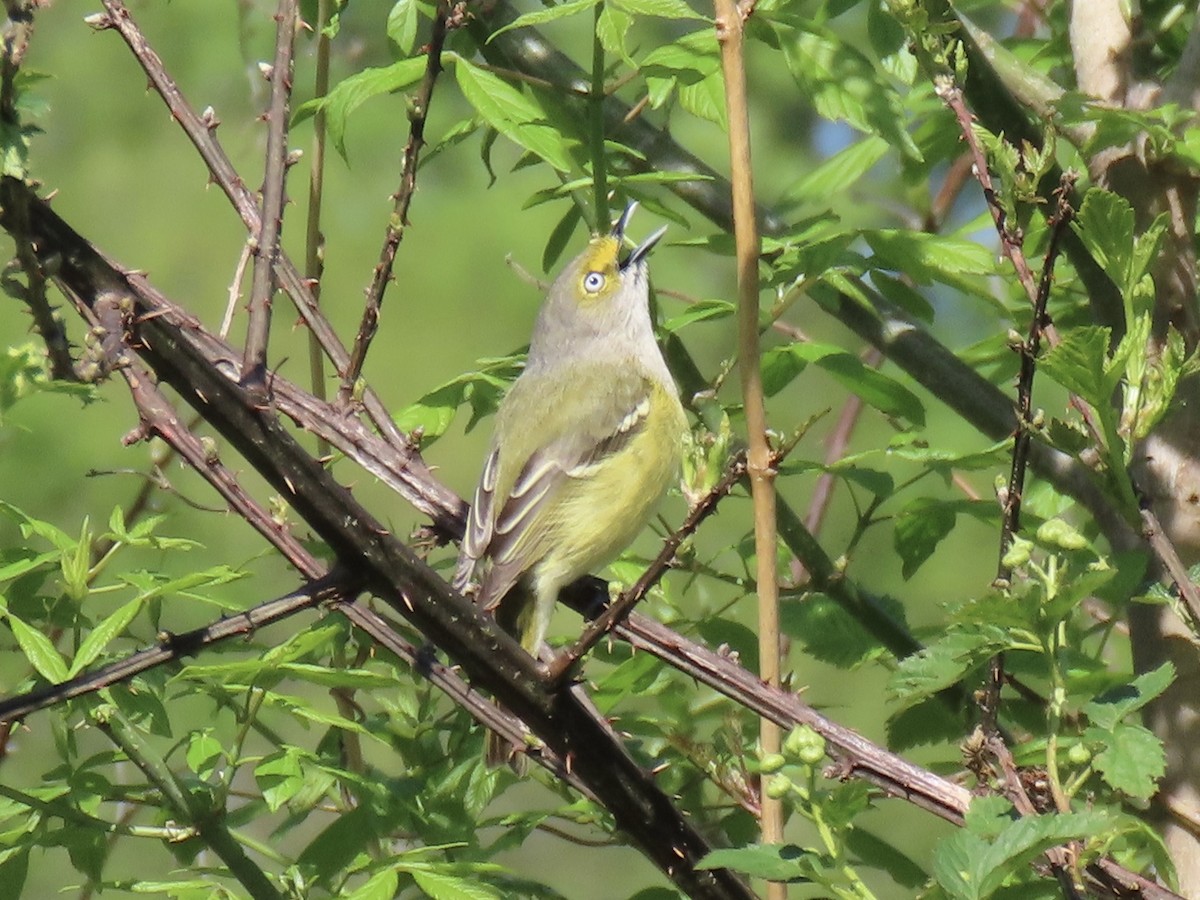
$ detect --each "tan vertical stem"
[714,0,785,895]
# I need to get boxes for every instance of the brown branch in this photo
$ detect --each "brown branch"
[338,1,453,403]
[0,574,356,723]
[242,0,297,387]
[984,178,1076,733]
[714,0,784,878]
[0,177,752,900]
[92,0,412,454]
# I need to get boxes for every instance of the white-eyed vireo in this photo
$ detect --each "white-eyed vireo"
[453,204,686,764]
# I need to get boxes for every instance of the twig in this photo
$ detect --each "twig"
[985,734,1086,899]
[94,708,283,900]
[549,451,749,685]
[1139,507,1200,628]
[93,0,413,453]
[0,5,75,378]
[3,177,752,900]
[790,347,881,586]
[985,178,1076,731]
[0,575,355,723]
[242,0,297,388]
[305,0,331,458]
[713,0,785,888]
[338,1,452,403]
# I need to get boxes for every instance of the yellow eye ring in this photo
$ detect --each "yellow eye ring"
[582,271,606,293]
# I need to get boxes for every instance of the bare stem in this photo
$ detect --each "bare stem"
[713,0,785,887]
[305,0,332,458]
[242,0,297,388]
[338,1,452,403]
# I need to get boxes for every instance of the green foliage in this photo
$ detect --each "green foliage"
[2,0,1197,897]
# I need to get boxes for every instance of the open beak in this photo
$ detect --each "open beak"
[612,202,667,270]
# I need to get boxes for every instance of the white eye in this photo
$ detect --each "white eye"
[583,271,606,293]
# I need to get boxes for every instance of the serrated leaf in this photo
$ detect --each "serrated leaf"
[1088,722,1165,800]
[787,135,889,201]
[454,58,573,171]
[411,869,501,900]
[1072,189,1135,294]
[295,57,428,159]
[597,4,634,62]
[935,807,1116,900]
[889,626,1009,704]
[893,496,957,579]
[761,342,925,425]
[779,593,878,668]
[865,230,996,283]
[780,26,921,159]
[8,615,68,683]
[1037,325,1114,408]
[1083,662,1174,730]
[343,871,399,900]
[698,844,817,882]
[678,71,727,129]
[68,597,143,677]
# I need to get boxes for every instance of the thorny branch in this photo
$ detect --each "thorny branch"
[242,0,298,387]
[339,0,456,403]
[93,0,412,454]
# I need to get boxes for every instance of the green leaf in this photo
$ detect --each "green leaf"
[453,58,574,172]
[1088,722,1165,800]
[865,230,996,283]
[185,731,225,781]
[295,57,428,159]
[1071,189,1135,295]
[1037,325,1114,408]
[387,0,420,55]
[935,806,1116,900]
[0,850,28,900]
[1083,662,1174,730]
[344,871,399,900]
[889,626,1009,705]
[410,869,501,900]
[8,615,68,683]
[779,593,880,668]
[486,0,601,41]
[761,342,925,425]
[542,203,583,272]
[893,496,958,579]
[613,0,705,19]
[787,135,889,201]
[779,25,921,160]
[595,5,633,63]
[256,748,306,812]
[698,844,817,882]
[663,299,735,332]
[67,597,144,677]
[678,71,727,129]
[0,550,58,585]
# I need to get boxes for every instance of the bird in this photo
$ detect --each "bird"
[453,203,687,766]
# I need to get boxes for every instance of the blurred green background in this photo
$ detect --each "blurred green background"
[0,0,1015,895]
